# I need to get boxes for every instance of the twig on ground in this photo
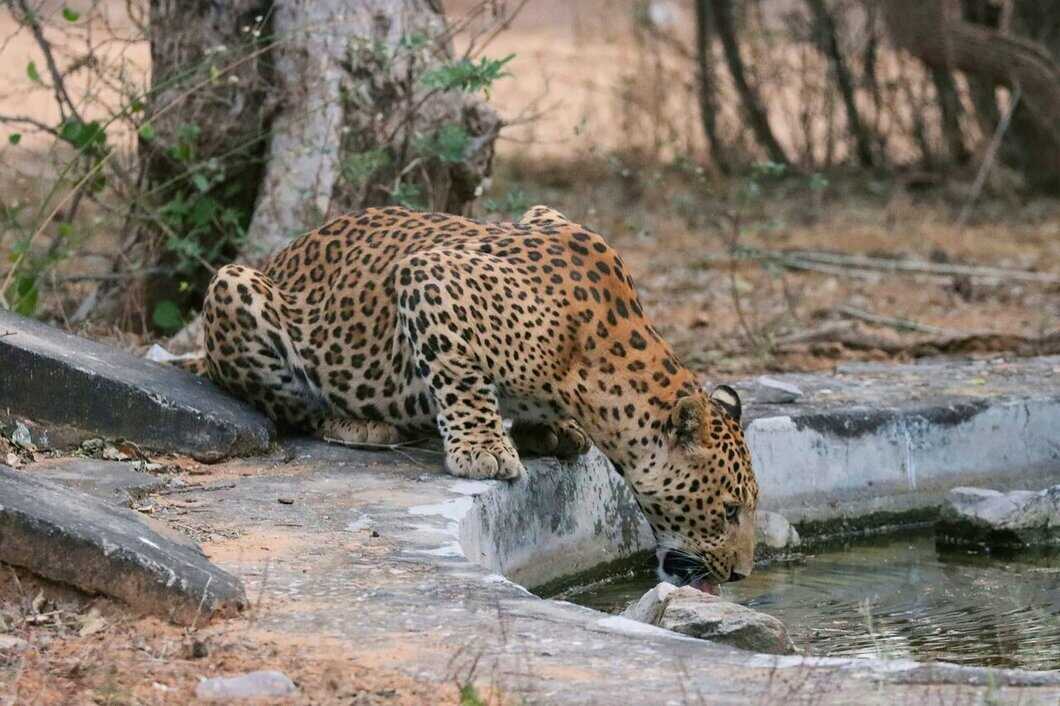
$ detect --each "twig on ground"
[741,247,1060,284]
[322,436,441,468]
[155,481,236,496]
[832,305,960,336]
[771,321,856,346]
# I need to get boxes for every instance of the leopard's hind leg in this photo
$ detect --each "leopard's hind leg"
[202,264,401,445]
[202,264,326,430]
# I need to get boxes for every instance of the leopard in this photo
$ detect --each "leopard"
[196,205,759,592]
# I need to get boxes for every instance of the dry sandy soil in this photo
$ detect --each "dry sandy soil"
[0,566,464,705]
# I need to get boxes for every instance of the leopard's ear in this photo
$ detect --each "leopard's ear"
[669,394,707,445]
[709,384,742,422]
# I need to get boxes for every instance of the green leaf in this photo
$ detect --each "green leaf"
[61,7,80,22]
[152,300,183,332]
[59,119,107,152]
[57,222,73,239]
[421,54,514,94]
[426,123,468,163]
[12,274,39,316]
[7,133,20,145]
[392,182,425,210]
[190,196,217,226]
[191,173,210,192]
[26,61,41,84]
[138,123,156,141]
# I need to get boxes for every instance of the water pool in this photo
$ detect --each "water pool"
[544,530,1060,670]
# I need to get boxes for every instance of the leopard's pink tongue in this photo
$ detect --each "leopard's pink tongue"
[690,578,720,595]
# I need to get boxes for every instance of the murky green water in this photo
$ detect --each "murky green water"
[545,531,1060,670]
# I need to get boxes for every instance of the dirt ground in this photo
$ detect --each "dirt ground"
[0,522,466,706]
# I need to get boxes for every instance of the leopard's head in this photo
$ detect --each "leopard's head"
[639,385,758,594]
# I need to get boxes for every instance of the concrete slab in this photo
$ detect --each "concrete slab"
[0,465,246,625]
[24,458,167,505]
[737,355,1060,524]
[0,310,273,461]
[162,439,1060,705]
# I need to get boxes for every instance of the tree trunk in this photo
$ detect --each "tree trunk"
[245,0,501,260]
[713,0,791,167]
[140,0,273,324]
[139,0,501,327]
[930,66,971,165]
[805,0,875,167]
[694,0,730,173]
[884,0,1060,192]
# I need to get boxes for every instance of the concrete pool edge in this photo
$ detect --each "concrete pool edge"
[462,356,1060,588]
[149,356,1060,704]
[439,356,1060,696]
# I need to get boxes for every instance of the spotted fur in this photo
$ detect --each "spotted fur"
[199,205,759,586]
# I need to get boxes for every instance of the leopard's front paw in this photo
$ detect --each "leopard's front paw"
[444,438,525,480]
[511,419,592,459]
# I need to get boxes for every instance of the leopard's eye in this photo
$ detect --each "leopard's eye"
[724,503,740,522]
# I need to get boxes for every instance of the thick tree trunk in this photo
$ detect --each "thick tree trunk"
[140,0,501,326]
[694,0,730,173]
[805,0,875,168]
[245,0,501,260]
[140,0,272,321]
[713,0,791,167]
[884,0,1060,191]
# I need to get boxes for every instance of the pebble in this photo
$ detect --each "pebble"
[0,635,28,652]
[195,670,297,701]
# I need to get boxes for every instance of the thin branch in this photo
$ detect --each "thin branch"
[10,0,84,124]
[956,85,1022,229]
[155,482,236,496]
[0,113,60,135]
[740,246,1060,284]
[833,304,959,336]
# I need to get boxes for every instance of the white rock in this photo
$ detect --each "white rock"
[621,581,677,624]
[752,376,803,404]
[144,344,200,364]
[621,584,796,655]
[941,485,1060,546]
[755,511,801,550]
[195,671,297,701]
[658,587,796,655]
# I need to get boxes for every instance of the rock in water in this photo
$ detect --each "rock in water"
[658,587,796,654]
[937,485,1060,548]
[755,511,801,551]
[622,584,796,654]
[195,671,297,701]
[621,582,678,624]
